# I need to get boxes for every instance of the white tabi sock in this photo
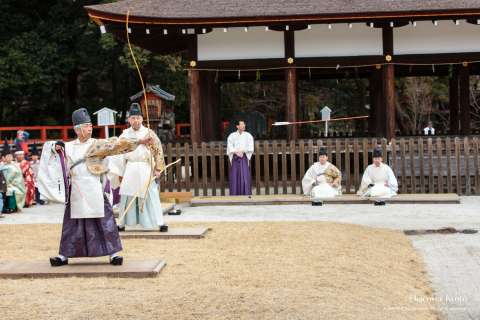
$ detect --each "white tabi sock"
[57,254,67,261]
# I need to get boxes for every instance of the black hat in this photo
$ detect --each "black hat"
[318,147,327,156]
[373,147,382,158]
[72,108,91,126]
[129,103,142,117]
[31,143,39,156]
[2,139,11,156]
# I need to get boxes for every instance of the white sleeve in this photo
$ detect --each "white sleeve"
[386,166,398,193]
[301,165,317,196]
[226,134,235,162]
[357,166,373,195]
[245,134,254,160]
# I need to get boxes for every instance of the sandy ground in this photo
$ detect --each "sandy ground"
[0,222,438,320]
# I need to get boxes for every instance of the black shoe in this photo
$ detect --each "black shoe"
[110,256,123,266]
[159,225,169,232]
[49,257,68,267]
[374,200,386,206]
[312,200,323,206]
[117,226,125,232]
[168,209,182,215]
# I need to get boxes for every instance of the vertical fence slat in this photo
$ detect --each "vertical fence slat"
[281,140,287,194]
[167,143,174,192]
[436,138,443,193]
[455,138,461,194]
[409,138,415,193]
[184,143,191,192]
[299,140,305,188]
[193,142,199,196]
[255,141,261,195]
[474,138,480,194]
[273,141,279,195]
[362,138,368,170]
[418,138,425,193]
[345,139,351,193]
[446,138,453,193]
[335,139,342,173]
[264,141,270,195]
[175,142,182,192]
[201,143,208,196]
[391,139,398,187]
[210,142,217,196]
[308,140,314,168]
[427,138,434,193]
[290,141,297,194]
[400,139,407,193]
[464,137,471,195]
[219,143,225,196]
[353,139,360,190]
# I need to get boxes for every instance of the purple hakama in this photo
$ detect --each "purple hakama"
[57,151,122,258]
[229,154,252,195]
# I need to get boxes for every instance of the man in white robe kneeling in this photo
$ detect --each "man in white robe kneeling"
[302,147,342,201]
[357,147,398,199]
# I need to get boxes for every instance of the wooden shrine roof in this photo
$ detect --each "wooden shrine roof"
[86,0,480,25]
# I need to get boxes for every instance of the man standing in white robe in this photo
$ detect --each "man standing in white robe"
[37,141,66,203]
[302,147,342,199]
[108,103,168,232]
[357,147,398,198]
[227,120,254,195]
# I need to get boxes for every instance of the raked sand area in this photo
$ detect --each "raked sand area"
[0,222,438,320]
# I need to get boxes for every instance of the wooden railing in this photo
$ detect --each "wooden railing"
[157,136,480,196]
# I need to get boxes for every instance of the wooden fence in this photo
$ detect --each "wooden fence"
[158,136,480,196]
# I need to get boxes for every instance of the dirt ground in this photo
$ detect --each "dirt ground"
[0,222,438,320]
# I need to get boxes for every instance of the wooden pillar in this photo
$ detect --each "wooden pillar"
[383,64,395,140]
[449,70,460,134]
[382,26,395,140]
[459,65,471,135]
[369,68,383,136]
[201,71,221,141]
[189,69,201,143]
[286,68,298,140]
[284,30,297,140]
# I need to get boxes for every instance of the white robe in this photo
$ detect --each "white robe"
[66,139,105,219]
[357,163,398,198]
[302,161,341,199]
[108,126,153,198]
[107,126,165,229]
[226,131,254,163]
[37,141,65,203]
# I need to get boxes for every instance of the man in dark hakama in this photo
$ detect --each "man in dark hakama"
[227,120,254,196]
[47,108,152,267]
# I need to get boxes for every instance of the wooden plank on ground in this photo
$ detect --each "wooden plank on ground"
[0,260,166,279]
[121,227,210,239]
[190,193,460,206]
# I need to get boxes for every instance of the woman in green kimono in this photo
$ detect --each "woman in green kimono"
[2,154,26,212]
